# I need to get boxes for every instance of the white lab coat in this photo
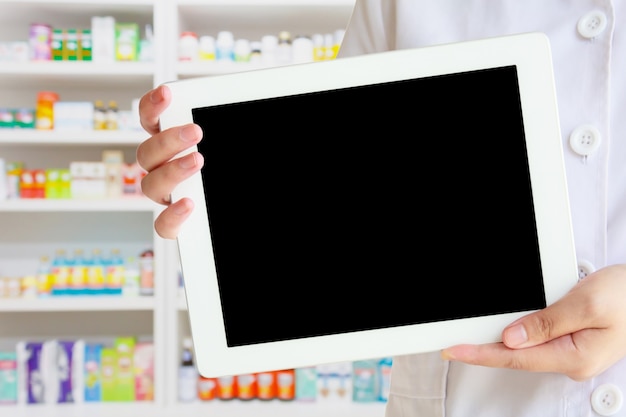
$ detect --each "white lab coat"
[339,1,626,416]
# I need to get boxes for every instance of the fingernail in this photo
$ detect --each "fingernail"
[504,324,528,347]
[179,153,197,169]
[173,202,190,215]
[149,87,162,104]
[180,124,199,142]
[440,349,455,360]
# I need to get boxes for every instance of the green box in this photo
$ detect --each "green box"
[64,29,79,61]
[115,23,139,61]
[51,29,64,60]
[79,29,92,61]
[59,169,71,199]
[0,108,14,128]
[13,108,35,129]
[114,337,136,401]
[0,351,18,404]
[100,348,117,402]
[45,169,60,199]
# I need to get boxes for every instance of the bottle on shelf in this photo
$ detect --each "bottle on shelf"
[35,255,52,297]
[276,31,292,65]
[69,248,87,295]
[50,249,70,296]
[106,100,119,130]
[86,248,106,295]
[178,337,198,402]
[106,248,124,295]
[93,99,107,130]
[215,31,234,62]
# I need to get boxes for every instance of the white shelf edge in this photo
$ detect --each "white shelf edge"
[0,129,147,145]
[174,400,386,417]
[0,0,157,4]
[0,296,156,312]
[0,198,158,212]
[4,402,164,417]
[0,401,386,417]
[176,0,355,6]
[0,62,156,77]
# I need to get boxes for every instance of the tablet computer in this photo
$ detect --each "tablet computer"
[160,32,578,378]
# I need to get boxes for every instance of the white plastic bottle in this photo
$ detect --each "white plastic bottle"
[178,337,198,402]
[215,31,234,62]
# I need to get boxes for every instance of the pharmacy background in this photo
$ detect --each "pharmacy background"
[0,336,392,405]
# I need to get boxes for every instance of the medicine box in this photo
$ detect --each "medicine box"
[83,343,102,402]
[133,341,154,401]
[53,101,94,131]
[115,23,139,61]
[114,337,135,401]
[0,351,18,404]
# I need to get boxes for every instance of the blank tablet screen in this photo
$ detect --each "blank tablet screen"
[191,65,543,348]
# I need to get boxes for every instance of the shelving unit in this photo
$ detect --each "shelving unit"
[0,1,385,416]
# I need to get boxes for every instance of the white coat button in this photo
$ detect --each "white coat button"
[577,11,608,39]
[591,383,623,416]
[577,259,596,280]
[570,125,601,156]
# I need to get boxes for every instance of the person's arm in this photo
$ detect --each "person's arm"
[442,264,626,380]
[136,84,204,239]
[337,0,393,58]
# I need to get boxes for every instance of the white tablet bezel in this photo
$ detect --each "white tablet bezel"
[160,32,578,378]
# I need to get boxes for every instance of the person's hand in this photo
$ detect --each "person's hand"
[136,84,204,239]
[441,264,626,381]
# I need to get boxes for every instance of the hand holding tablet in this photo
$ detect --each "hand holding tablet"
[159,32,578,378]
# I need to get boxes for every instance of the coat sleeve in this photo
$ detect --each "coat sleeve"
[337,0,397,58]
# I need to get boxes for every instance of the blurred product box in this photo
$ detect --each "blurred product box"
[52,29,93,61]
[115,23,139,61]
[0,41,28,62]
[0,108,13,128]
[20,169,46,199]
[0,351,18,404]
[53,102,94,131]
[133,342,154,401]
[13,108,35,128]
[45,169,71,199]
[91,16,115,63]
[70,162,106,199]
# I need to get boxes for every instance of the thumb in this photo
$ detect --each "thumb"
[502,291,587,349]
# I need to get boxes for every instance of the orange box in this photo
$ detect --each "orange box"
[198,376,217,401]
[33,169,46,198]
[19,170,34,198]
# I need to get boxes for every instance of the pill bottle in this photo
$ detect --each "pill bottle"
[198,36,216,61]
[215,31,234,61]
[35,91,59,130]
[178,31,199,61]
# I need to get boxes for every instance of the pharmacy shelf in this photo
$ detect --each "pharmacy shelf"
[8,403,164,417]
[174,400,387,417]
[0,130,146,145]
[0,1,386,417]
[0,62,155,77]
[0,198,157,212]
[0,296,156,312]
[0,62,156,92]
[6,401,385,417]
